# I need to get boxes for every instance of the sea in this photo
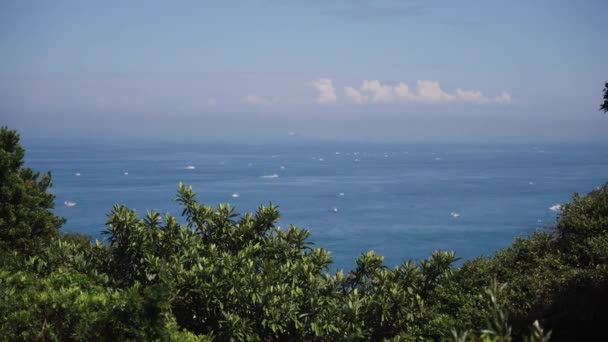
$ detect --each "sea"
[23,139,608,271]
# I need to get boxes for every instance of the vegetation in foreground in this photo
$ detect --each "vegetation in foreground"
[0,126,606,341]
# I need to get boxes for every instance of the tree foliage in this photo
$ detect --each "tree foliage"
[1,126,606,341]
[0,127,64,254]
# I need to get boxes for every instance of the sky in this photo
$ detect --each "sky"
[0,0,606,142]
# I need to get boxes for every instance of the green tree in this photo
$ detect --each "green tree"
[0,127,64,254]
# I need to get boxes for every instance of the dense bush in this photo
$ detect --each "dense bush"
[1,126,604,341]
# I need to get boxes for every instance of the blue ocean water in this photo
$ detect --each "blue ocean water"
[24,139,608,271]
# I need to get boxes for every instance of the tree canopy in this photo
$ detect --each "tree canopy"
[0,127,64,254]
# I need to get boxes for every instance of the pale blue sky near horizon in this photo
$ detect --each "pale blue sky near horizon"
[0,0,606,142]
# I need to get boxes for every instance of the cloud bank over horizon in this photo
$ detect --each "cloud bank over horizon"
[341,80,512,105]
[0,73,514,115]
[2,71,604,143]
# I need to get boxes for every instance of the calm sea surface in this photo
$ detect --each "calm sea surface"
[23,139,608,270]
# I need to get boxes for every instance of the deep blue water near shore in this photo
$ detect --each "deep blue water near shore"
[24,139,608,271]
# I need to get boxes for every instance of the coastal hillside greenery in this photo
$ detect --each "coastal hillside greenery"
[0,126,606,341]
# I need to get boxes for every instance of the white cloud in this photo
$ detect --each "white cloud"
[342,79,511,105]
[393,82,415,101]
[312,78,337,104]
[361,80,395,103]
[495,91,512,104]
[415,80,455,102]
[243,94,276,107]
[344,86,368,104]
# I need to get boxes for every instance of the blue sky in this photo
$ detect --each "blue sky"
[0,0,606,141]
